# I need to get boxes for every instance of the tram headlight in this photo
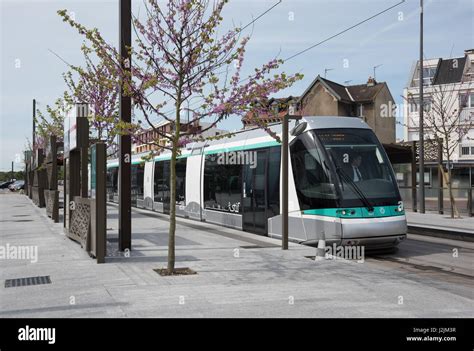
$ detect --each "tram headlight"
[338,209,356,216]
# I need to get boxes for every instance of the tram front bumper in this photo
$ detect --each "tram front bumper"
[340,215,407,249]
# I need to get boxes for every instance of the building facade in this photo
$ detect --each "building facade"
[242,75,396,144]
[402,49,474,191]
[133,120,227,154]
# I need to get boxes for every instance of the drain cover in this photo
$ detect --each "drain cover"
[5,276,51,288]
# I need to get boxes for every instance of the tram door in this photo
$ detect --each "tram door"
[242,149,268,235]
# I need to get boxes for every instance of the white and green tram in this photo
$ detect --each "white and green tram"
[106,116,407,249]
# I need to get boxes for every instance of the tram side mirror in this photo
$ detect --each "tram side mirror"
[290,121,307,137]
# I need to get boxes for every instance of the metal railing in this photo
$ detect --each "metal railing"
[399,186,474,216]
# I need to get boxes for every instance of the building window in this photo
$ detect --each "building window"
[409,102,418,113]
[461,146,470,156]
[460,93,474,108]
[412,65,437,86]
[422,99,431,112]
[408,99,431,113]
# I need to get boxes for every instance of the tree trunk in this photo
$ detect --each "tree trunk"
[167,140,177,273]
[167,103,181,274]
[447,165,454,218]
[442,153,459,218]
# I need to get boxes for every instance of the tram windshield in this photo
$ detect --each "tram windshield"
[314,128,400,207]
[290,131,339,210]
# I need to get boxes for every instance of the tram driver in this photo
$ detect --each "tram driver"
[350,154,364,182]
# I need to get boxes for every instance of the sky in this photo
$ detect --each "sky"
[1,0,473,171]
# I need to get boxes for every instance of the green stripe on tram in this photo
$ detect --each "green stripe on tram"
[107,140,280,168]
[204,140,280,155]
[107,154,190,168]
[303,205,404,218]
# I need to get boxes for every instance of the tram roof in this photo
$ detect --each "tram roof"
[303,116,371,131]
[107,116,372,166]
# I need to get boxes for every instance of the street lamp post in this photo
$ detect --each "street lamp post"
[419,0,425,213]
[282,108,301,250]
[32,99,36,154]
[119,0,132,251]
[282,114,289,250]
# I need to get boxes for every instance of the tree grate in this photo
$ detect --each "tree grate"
[4,276,51,288]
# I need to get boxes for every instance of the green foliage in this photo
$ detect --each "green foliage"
[0,171,24,182]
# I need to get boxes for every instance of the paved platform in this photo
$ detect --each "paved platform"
[1,193,472,318]
[406,210,474,240]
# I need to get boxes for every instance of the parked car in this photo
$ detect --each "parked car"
[9,180,25,191]
[0,180,14,189]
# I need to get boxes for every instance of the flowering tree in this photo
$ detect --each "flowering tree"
[63,44,122,156]
[35,97,69,147]
[59,0,303,274]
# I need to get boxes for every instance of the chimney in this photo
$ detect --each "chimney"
[288,98,298,115]
[367,76,377,87]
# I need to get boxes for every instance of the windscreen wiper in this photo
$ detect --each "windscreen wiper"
[336,166,374,212]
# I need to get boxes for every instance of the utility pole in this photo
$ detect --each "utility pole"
[282,110,301,250]
[282,115,289,250]
[419,0,425,213]
[119,0,132,251]
[32,99,36,153]
[11,161,14,181]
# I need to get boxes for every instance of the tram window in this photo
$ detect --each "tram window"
[131,164,145,200]
[267,147,281,216]
[162,160,170,203]
[290,134,338,210]
[154,161,164,202]
[204,154,242,213]
[154,159,182,204]
[176,158,186,205]
[137,164,144,197]
[106,167,118,196]
[315,128,399,206]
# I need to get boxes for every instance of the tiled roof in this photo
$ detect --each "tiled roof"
[319,77,352,102]
[303,75,386,103]
[346,83,385,102]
